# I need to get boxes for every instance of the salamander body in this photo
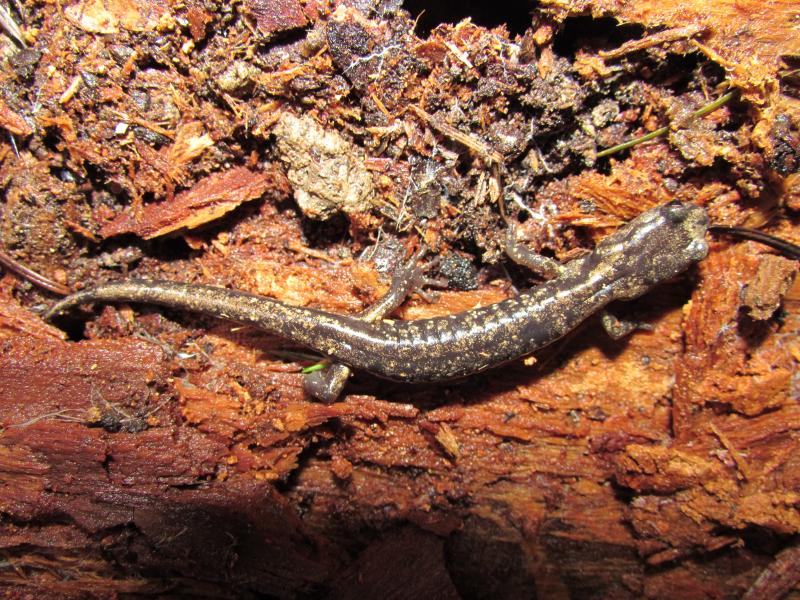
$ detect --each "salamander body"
[46,202,710,384]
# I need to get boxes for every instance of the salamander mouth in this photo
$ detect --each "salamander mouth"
[682,209,711,260]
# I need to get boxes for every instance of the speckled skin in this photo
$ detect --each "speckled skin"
[46,202,709,383]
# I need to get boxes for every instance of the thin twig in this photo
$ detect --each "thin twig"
[0,3,26,46]
[596,90,736,159]
[0,248,71,294]
[408,105,503,165]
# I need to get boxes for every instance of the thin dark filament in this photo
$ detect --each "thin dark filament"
[709,226,800,260]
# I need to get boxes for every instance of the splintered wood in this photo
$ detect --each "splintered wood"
[0,0,798,597]
[99,166,290,239]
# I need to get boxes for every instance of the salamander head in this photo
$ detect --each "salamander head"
[594,201,709,300]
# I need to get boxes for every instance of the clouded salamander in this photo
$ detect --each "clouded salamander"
[46,201,710,400]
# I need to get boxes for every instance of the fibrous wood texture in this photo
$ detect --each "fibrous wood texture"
[0,0,799,597]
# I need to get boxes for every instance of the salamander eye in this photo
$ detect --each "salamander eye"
[664,201,690,223]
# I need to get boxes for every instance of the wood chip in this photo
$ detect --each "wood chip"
[100,166,289,239]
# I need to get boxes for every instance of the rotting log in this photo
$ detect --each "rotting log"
[1,0,800,598]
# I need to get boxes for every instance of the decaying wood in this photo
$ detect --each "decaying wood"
[0,0,799,597]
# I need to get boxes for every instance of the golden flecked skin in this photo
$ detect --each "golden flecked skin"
[46,202,709,383]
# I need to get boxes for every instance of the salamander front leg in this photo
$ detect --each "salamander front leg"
[600,310,654,340]
[358,247,430,320]
[505,229,564,279]
[302,248,429,402]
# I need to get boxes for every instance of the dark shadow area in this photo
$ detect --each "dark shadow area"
[403,0,537,37]
[552,16,645,58]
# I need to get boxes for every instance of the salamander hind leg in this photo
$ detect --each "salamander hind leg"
[303,247,434,402]
[303,364,352,403]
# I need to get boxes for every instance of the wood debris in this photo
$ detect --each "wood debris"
[100,166,290,239]
[0,0,798,596]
